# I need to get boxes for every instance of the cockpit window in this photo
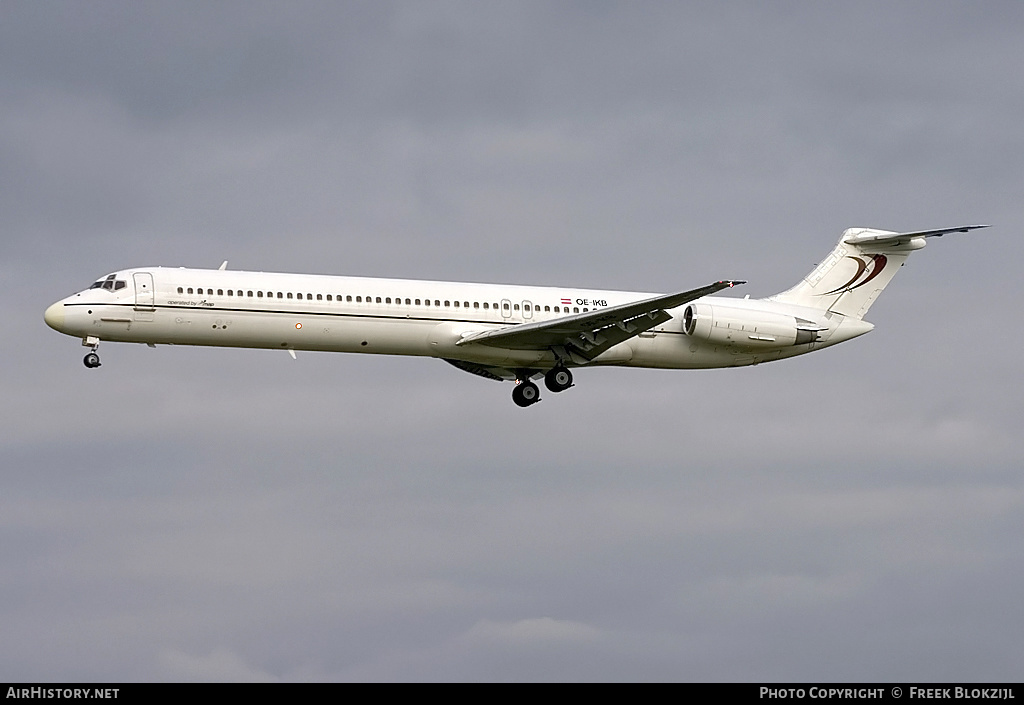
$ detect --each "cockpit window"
[89,274,127,292]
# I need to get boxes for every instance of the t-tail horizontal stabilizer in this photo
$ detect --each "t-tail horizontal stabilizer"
[843,224,989,246]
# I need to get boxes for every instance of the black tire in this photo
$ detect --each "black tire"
[512,381,540,407]
[83,352,101,368]
[544,367,573,393]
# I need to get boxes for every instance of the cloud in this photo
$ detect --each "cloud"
[158,647,278,683]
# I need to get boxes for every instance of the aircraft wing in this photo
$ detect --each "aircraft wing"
[457,280,744,363]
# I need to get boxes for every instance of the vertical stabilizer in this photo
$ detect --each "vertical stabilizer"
[769,225,987,319]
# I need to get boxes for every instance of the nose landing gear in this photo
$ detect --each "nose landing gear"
[82,336,101,368]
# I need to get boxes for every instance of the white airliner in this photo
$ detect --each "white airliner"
[44,225,985,407]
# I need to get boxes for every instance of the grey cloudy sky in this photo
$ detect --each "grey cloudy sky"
[3,1,1023,681]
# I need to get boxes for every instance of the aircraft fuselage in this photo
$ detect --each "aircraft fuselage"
[44,267,863,372]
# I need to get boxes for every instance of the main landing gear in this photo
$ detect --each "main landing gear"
[511,366,574,407]
[544,366,573,393]
[512,380,540,407]
[82,336,101,368]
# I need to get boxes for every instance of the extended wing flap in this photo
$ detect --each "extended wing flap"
[566,308,673,361]
[457,280,743,358]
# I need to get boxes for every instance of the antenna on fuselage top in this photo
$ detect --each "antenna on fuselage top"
[218,261,228,270]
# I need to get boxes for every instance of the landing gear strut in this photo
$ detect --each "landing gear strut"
[512,380,541,407]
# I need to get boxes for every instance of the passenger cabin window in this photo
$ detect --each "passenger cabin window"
[177,287,184,294]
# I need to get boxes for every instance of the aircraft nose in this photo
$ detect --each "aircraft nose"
[44,302,65,331]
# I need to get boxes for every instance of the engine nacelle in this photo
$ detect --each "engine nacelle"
[683,303,822,347]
